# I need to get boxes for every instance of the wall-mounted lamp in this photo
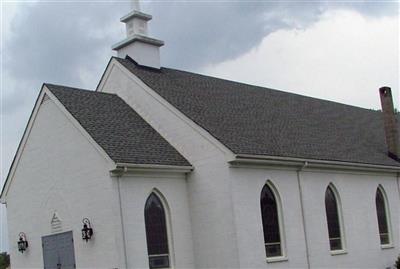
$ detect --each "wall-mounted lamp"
[17,232,28,253]
[81,218,93,242]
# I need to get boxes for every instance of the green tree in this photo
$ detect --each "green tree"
[0,252,10,269]
[395,255,400,269]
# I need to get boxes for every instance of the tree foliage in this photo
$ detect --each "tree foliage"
[395,254,400,269]
[0,252,10,269]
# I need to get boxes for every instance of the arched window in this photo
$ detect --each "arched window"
[260,182,284,258]
[325,184,344,251]
[375,186,391,246]
[145,192,170,269]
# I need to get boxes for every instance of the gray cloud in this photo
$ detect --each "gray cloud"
[147,1,398,70]
[5,2,125,84]
[4,1,398,103]
[4,2,126,117]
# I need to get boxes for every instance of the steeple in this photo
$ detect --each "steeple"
[112,0,164,69]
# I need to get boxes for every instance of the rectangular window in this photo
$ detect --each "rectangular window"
[148,254,170,269]
[265,242,282,257]
[329,237,342,251]
[379,233,389,245]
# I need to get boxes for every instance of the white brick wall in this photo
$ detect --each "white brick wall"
[230,167,400,268]
[230,168,309,268]
[100,61,400,268]
[5,99,124,268]
[117,172,194,269]
[100,62,241,268]
[301,170,399,268]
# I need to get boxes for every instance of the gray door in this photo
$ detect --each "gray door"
[42,231,76,269]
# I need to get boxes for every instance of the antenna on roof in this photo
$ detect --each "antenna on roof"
[131,0,140,11]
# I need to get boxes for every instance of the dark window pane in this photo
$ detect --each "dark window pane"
[265,243,282,257]
[376,188,390,245]
[380,233,390,245]
[149,255,170,269]
[260,184,282,258]
[325,186,342,251]
[145,193,170,268]
[329,238,342,251]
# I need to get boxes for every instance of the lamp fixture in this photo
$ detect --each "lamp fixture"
[17,232,28,253]
[81,218,93,242]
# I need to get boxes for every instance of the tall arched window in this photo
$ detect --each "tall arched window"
[325,184,344,251]
[375,186,391,246]
[145,192,170,269]
[260,182,284,258]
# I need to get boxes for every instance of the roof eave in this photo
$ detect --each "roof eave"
[110,162,194,176]
[230,154,400,173]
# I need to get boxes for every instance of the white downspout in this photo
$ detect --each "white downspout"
[397,172,400,197]
[117,174,129,269]
[397,172,400,206]
[297,162,311,269]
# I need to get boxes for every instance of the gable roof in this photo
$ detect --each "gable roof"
[47,84,191,167]
[115,57,400,167]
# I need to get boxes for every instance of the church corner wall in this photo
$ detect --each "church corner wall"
[5,98,123,269]
[117,172,195,269]
[99,62,241,268]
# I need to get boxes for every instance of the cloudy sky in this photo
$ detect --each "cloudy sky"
[1,0,398,251]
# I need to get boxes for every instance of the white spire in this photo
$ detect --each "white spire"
[112,0,164,69]
[131,0,140,11]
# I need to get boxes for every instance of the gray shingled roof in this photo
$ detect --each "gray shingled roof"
[47,84,190,166]
[116,57,400,167]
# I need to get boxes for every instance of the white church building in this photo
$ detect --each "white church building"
[1,2,399,269]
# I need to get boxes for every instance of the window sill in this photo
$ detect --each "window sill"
[266,256,288,263]
[381,244,394,249]
[330,249,347,256]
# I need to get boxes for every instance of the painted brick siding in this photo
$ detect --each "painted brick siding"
[100,61,400,268]
[230,167,400,268]
[5,98,124,268]
[230,168,309,268]
[117,173,195,268]
[100,62,240,268]
[301,170,399,268]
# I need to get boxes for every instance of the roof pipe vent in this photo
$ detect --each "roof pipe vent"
[379,86,400,161]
